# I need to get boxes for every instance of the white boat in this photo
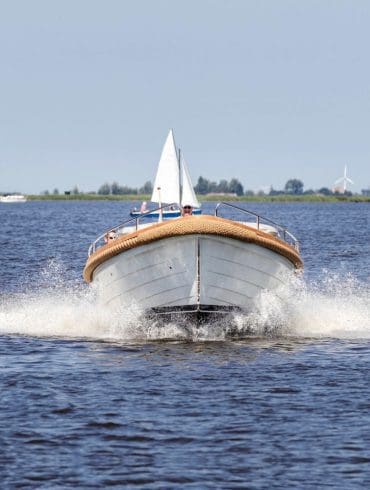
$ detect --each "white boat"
[130,129,201,218]
[0,194,27,203]
[84,132,303,324]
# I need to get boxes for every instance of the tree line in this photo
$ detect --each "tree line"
[95,177,345,197]
[94,177,247,196]
[97,181,153,195]
[42,177,350,197]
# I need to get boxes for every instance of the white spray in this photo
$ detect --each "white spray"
[0,261,369,342]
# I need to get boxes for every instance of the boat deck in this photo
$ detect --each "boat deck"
[87,202,299,257]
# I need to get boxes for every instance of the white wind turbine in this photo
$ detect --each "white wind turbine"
[334,165,354,193]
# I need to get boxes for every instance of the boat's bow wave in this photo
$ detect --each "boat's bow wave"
[0,268,369,341]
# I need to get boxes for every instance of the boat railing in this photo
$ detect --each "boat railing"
[215,202,300,251]
[88,201,300,256]
[87,203,179,256]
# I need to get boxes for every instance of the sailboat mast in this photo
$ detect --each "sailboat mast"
[178,147,182,204]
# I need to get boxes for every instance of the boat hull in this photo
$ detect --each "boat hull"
[130,208,201,218]
[0,195,27,203]
[90,233,297,320]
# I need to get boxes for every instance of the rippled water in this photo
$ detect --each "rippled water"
[0,201,369,488]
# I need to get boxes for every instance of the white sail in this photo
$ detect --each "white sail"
[151,129,180,204]
[180,153,200,208]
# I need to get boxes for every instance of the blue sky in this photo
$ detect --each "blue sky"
[1,0,369,194]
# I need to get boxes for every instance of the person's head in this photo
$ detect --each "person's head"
[182,204,193,216]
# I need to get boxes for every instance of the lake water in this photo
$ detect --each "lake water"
[0,201,369,488]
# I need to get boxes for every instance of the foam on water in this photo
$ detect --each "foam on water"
[232,272,370,340]
[0,261,369,342]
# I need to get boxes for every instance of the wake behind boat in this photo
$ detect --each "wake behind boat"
[84,131,303,326]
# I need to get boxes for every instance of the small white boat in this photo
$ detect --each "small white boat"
[0,194,27,203]
[84,132,303,325]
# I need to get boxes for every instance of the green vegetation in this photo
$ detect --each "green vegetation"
[26,193,370,203]
[27,193,150,201]
[28,176,369,202]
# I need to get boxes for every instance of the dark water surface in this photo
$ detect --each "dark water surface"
[0,201,369,488]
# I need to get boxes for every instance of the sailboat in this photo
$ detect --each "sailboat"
[84,130,302,326]
[130,130,201,218]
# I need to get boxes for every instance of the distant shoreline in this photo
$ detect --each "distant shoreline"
[25,194,370,203]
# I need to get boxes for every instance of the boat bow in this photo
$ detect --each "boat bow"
[83,215,302,283]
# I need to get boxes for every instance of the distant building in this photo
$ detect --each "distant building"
[361,188,370,196]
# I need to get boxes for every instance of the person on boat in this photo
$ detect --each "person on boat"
[181,204,193,216]
[104,230,116,243]
[140,201,147,213]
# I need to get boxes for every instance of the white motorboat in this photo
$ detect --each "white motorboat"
[84,132,303,324]
[0,194,27,203]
